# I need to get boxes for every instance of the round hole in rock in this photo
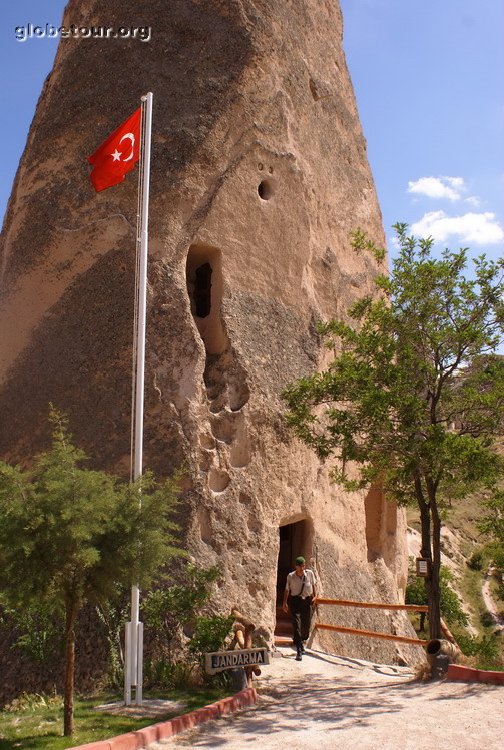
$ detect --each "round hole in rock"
[258,180,274,200]
[208,468,230,493]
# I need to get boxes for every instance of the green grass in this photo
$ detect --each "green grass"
[459,566,495,634]
[0,687,229,750]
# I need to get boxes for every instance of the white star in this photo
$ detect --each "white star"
[111,149,122,161]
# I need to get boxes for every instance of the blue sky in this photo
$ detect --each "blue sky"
[341,0,504,260]
[1,0,503,263]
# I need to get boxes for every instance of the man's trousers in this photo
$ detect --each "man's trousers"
[288,595,312,647]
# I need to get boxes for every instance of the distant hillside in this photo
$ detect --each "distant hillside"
[406,455,504,640]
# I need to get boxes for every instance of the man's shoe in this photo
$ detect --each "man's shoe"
[295,649,302,661]
[300,644,306,654]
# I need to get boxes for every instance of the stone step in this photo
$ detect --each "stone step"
[274,635,294,647]
[275,625,293,637]
[274,611,293,638]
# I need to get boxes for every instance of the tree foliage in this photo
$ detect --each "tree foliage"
[141,563,234,690]
[284,224,504,639]
[0,408,182,735]
[480,492,504,542]
[405,564,468,627]
[142,563,221,637]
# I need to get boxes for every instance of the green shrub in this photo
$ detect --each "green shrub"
[141,564,229,689]
[0,600,63,664]
[467,549,484,571]
[95,596,129,689]
[456,632,503,670]
[186,614,235,688]
[483,541,504,571]
[144,658,196,689]
[498,581,504,602]
[142,564,222,663]
[188,615,235,659]
[480,611,496,628]
[405,565,468,626]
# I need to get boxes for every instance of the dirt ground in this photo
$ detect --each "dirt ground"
[146,646,503,750]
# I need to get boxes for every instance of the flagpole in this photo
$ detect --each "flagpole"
[125,91,153,706]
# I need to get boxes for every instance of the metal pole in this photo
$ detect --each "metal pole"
[125,91,153,706]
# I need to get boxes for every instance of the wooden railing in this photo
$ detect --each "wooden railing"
[314,597,428,647]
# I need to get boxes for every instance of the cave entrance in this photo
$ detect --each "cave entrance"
[274,519,310,643]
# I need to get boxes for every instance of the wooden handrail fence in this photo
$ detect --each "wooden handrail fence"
[314,597,428,647]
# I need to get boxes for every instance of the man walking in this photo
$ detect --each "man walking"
[282,556,317,661]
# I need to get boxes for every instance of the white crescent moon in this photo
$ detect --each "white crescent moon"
[119,132,135,162]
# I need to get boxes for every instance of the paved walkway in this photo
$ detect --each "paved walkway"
[482,569,504,631]
[146,647,504,750]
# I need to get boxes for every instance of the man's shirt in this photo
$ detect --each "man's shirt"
[285,569,317,598]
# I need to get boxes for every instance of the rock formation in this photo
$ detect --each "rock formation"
[0,0,423,689]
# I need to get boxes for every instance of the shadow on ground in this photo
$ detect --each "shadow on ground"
[169,653,499,748]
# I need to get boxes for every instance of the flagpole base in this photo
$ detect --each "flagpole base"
[124,621,143,706]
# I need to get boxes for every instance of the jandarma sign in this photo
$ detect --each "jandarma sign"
[205,648,270,675]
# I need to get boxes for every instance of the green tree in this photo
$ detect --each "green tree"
[405,564,468,630]
[0,409,181,736]
[283,224,504,639]
[479,490,504,570]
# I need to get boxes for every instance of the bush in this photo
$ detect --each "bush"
[0,600,63,664]
[480,611,496,628]
[483,541,504,572]
[405,564,468,627]
[95,596,129,689]
[142,564,230,689]
[187,614,235,688]
[188,615,235,659]
[142,564,222,662]
[498,581,504,602]
[144,658,196,689]
[467,549,484,571]
[456,633,503,670]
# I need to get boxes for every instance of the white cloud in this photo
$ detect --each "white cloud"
[465,195,481,207]
[411,210,504,245]
[407,176,466,201]
[444,176,465,189]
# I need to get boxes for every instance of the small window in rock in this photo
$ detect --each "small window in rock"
[258,180,274,200]
[194,262,212,318]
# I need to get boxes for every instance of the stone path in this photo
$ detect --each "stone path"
[482,569,504,631]
[144,647,504,750]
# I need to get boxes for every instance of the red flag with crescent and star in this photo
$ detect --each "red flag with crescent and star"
[87,108,141,192]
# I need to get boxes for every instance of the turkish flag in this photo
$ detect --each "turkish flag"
[87,108,141,192]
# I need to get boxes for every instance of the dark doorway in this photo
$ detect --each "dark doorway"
[275,520,309,644]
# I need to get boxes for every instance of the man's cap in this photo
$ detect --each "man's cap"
[295,556,305,565]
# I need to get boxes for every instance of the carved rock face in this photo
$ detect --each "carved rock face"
[0,0,421,669]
